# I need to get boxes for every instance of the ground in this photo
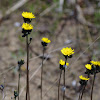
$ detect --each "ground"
[0,1,100,100]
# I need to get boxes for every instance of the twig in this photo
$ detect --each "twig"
[0,0,28,20]
[40,3,58,16]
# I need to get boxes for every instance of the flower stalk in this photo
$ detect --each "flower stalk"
[21,11,35,100]
[17,59,24,100]
[26,35,30,100]
[63,68,65,100]
[41,46,45,100]
[60,47,74,100]
[41,37,51,100]
[18,70,20,100]
[59,59,69,100]
[79,85,86,100]
[90,72,96,100]
[78,75,89,100]
[58,70,62,100]
[14,90,18,100]
[63,58,67,100]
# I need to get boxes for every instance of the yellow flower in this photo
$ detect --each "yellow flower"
[79,75,89,80]
[22,12,35,19]
[61,47,74,56]
[90,61,100,66]
[66,63,69,66]
[59,59,69,66]
[97,61,100,66]
[90,61,98,65]
[85,64,92,70]
[59,59,65,65]
[41,37,51,43]
[22,23,33,30]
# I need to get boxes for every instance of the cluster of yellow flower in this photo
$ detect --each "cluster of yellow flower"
[79,60,100,81]
[79,60,100,100]
[59,47,74,70]
[57,47,74,100]
[20,11,100,100]
[21,12,35,37]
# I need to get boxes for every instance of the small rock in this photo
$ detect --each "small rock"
[14,22,20,27]
[61,86,66,91]
[72,80,76,87]
[65,40,72,44]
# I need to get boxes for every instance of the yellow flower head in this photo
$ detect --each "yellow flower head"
[85,64,92,70]
[59,59,65,65]
[79,75,89,81]
[22,12,35,19]
[90,61,100,66]
[41,37,51,43]
[97,61,100,66]
[61,47,74,56]
[22,23,33,30]
[59,59,69,66]
[66,63,69,66]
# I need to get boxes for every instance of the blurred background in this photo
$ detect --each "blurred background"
[0,0,100,100]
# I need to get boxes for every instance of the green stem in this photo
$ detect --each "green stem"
[91,73,96,100]
[41,47,45,100]
[58,70,62,100]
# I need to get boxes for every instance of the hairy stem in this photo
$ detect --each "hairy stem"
[26,35,30,100]
[63,69,65,100]
[63,58,67,100]
[80,85,86,100]
[41,47,45,100]
[58,70,62,100]
[78,87,83,100]
[78,92,81,100]
[91,73,96,100]
[18,70,20,100]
